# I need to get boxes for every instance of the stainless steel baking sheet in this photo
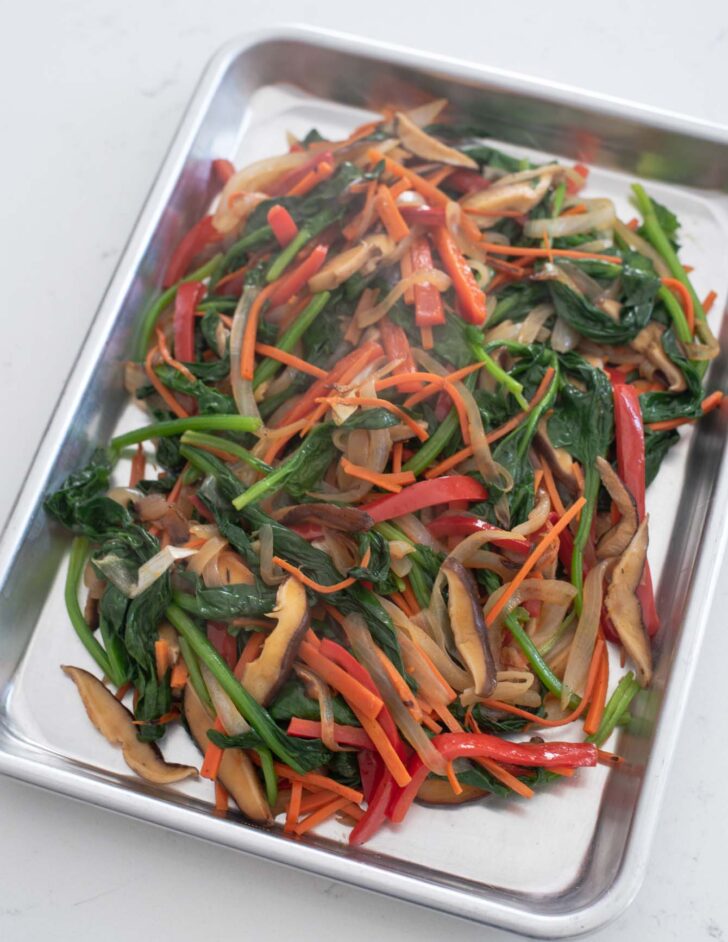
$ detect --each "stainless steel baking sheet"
[2,25,728,938]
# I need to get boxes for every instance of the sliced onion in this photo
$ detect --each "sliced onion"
[107,486,142,508]
[518,304,554,344]
[317,528,359,575]
[401,98,449,128]
[95,546,195,599]
[445,201,487,263]
[491,163,563,188]
[393,513,443,551]
[397,633,454,706]
[512,490,550,537]
[461,669,537,707]
[294,664,349,752]
[229,286,263,424]
[524,198,615,240]
[396,111,476,168]
[462,174,553,217]
[342,613,447,775]
[213,151,309,235]
[614,219,670,278]
[561,560,609,708]
[551,316,580,353]
[136,492,171,520]
[200,664,250,736]
[484,320,521,343]
[216,550,255,586]
[356,269,450,327]
[187,536,227,576]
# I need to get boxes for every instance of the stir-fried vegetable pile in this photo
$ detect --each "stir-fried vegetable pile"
[46,98,723,842]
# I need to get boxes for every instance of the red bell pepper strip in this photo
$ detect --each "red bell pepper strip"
[267,204,299,247]
[164,215,224,288]
[613,382,660,636]
[410,235,445,327]
[268,243,328,306]
[212,158,236,184]
[357,750,381,803]
[173,281,205,362]
[445,170,492,194]
[399,205,447,227]
[426,513,531,555]
[349,759,395,845]
[207,621,238,669]
[432,227,487,325]
[379,317,419,392]
[390,733,597,824]
[566,163,590,195]
[287,717,375,751]
[268,149,334,197]
[362,477,488,523]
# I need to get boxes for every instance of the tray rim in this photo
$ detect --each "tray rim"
[2,23,728,938]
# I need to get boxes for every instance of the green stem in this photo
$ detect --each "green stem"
[178,634,213,711]
[551,181,567,217]
[266,227,312,282]
[210,225,274,289]
[166,602,307,772]
[402,409,459,475]
[253,292,331,389]
[256,747,278,807]
[586,672,639,747]
[657,285,692,344]
[505,612,564,700]
[571,467,600,611]
[136,254,223,358]
[632,184,705,323]
[470,342,528,410]
[64,537,115,681]
[111,415,261,452]
[180,431,272,475]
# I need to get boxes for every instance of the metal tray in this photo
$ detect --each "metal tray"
[2,25,728,938]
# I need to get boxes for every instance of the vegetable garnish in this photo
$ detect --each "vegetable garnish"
[46,99,722,844]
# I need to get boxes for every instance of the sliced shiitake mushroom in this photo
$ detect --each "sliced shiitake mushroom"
[630,323,686,393]
[461,173,553,217]
[183,684,271,823]
[604,516,653,686]
[394,111,477,169]
[416,778,486,805]
[308,235,393,293]
[595,456,639,560]
[443,557,496,698]
[62,665,197,784]
[277,503,374,533]
[240,577,310,706]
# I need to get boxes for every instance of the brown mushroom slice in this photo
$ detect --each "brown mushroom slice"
[394,111,477,169]
[240,577,310,706]
[183,685,271,823]
[595,456,639,560]
[62,666,197,784]
[277,503,374,533]
[630,323,687,393]
[604,517,653,686]
[308,235,393,293]
[461,173,552,217]
[443,558,497,698]
[534,420,579,492]
[416,778,486,805]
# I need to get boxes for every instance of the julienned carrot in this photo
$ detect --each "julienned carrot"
[298,641,384,720]
[241,282,276,381]
[129,443,146,488]
[445,761,464,795]
[485,497,586,626]
[583,643,610,736]
[420,325,434,349]
[661,277,695,335]
[287,159,334,197]
[156,326,196,382]
[319,396,428,442]
[340,457,415,493]
[375,185,410,242]
[647,391,724,431]
[293,795,352,835]
[285,780,303,833]
[200,717,226,781]
[214,781,229,813]
[154,639,172,680]
[424,367,555,478]
[273,763,364,805]
[354,710,411,787]
[540,459,566,516]
[144,345,189,419]
[400,580,420,616]
[254,342,327,379]
[388,362,483,400]
[392,441,404,474]
[170,659,189,689]
[703,290,717,314]
[480,241,622,264]
[273,556,357,595]
[375,648,422,720]
[269,244,328,308]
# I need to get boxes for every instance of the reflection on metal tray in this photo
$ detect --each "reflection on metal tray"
[1,26,728,939]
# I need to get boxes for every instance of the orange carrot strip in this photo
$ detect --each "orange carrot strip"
[647,390,724,432]
[298,641,384,720]
[703,290,718,314]
[154,639,172,681]
[214,781,229,813]
[129,443,146,488]
[661,277,695,335]
[540,460,566,516]
[355,710,412,787]
[392,441,404,474]
[273,764,364,804]
[401,580,420,615]
[533,468,544,494]
[274,556,356,595]
[144,345,189,418]
[170,660,189,689]
[166,465,188,505]
[480,242,622,263]
[293,796,351,835]
[200,717,226,781]
[340,457,415,493]
[285,780,303,833]
[375,649,423,722]
[114,681,132,702]
[390,591,413,617]
[420,325,434,349]
[299,789,340,814]
[560,202,588,216]
[375,184,410,242]
[583,643,610,736]
[319,395,428,441]
[446,761,464,795]
[485,498,586,626]
[241,283,276,381]
[287,160,334,197]
[155,326,196,382]
[254,342,327,379]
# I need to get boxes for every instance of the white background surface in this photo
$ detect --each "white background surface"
[1,2,727,939]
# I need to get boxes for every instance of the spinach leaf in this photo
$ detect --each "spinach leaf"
[176,581,276,621]
[208,728,333,773]
[488,283,549,328]
[269,679,359,725]
[638,196,680,250]
[154,365,236,415]
[341,408,400,430]
[644,429,680,487]
[44,449,113,532]
[638,327,704,423]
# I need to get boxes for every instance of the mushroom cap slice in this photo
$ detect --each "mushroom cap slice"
[395,111,478,169]
[183,685,271,823]
[62,665,197,785]
[604,516,653,686]
[631,323,687,393]
[240,577,310,706]
[308,235,393,293]
[595,456,639,560]
[443,557,497,698]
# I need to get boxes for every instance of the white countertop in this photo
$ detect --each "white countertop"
[1,2,727,939]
